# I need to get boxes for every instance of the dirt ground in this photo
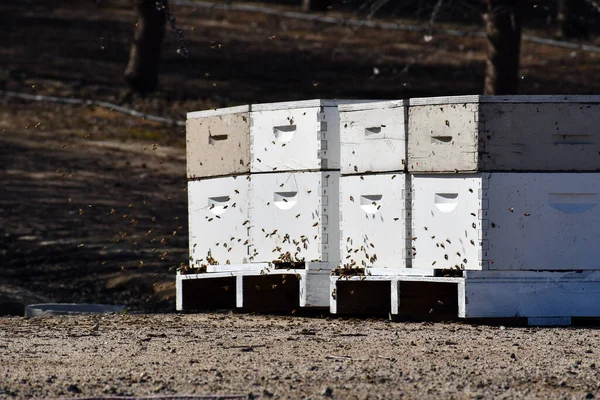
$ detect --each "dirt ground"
[3,1,600,398]
[2,313,600,399]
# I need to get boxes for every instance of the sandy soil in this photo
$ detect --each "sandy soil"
[2,313,600,399]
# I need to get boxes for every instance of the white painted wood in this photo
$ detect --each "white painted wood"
[365,268,435,276]
[390,280,399,315]
[301,271,332,307]
[251,99,368,111]
[188,177,251,270]
[329,276,338,314]
[408,96,600,172]
[175,274,183,311]
[339,100,407,174]
[528,317,571,326]
[339,174,409,270]
[249,171,340,266]
[206,263,268,273]
[411,174,484,270]
[236,275,244,308]
[409,95,600,106]
[250,106,337,172]
[463,270,600,318]
[187,106,250,178]
[177,268,329,309]
[457,281,466,318]
[187,105,250,119]
[484,173,600,270]
[412,173,600,271]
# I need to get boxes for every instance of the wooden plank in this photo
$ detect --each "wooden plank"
[187,104,250,119]
[338,99,408,112]
[251,99,368,111]
[463,271,600,318]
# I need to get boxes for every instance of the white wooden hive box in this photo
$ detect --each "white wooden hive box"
[249,171,340,265]
[339,173,409,270]
[187,105,250,179]
[188,176,251,269]
[408,95,600,172]
[411,173,600,271]
[251,99,369,173]
[339,100,408,175]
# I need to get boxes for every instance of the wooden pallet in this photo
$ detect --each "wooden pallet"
[330,270,600,326]
[176,263,331,312]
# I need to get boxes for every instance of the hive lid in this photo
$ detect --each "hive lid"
[187,104,250,119]
[409,95,600,106]
[338,99,408,112]
[251,99,377,111]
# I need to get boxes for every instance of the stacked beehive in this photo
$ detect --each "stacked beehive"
[407,95,600,323]
[337,101,410,275]
[178,100,355,311]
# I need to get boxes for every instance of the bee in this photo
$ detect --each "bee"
[468,188,473,193]
[444,254,449,260]
[446,239,451,244]
[354,166,358,172]
[349,196,354,202]
[312,222,319,227]
[412,237,418,241]
[472,223,476,229]
[524,212,531,216]
[242,220,249,226]
[257,158,262,162]
[208,218,213,222]
[471,212,476,217]
[470,239,475,246]
[432,261,436,266]
[440,243,445,249]
[508,207,514,213]
[437,300,444,306]
[279,183,284,187]
[234,189,240,194]
[360,176,364,180]
[393,218,399,221]
[295,214,300,218]
[370,243,375,248]
[424,226,428,231]
[456,252,461,257]
[431,235,436,239]
[243,240,249,245]
[391,175,396,179]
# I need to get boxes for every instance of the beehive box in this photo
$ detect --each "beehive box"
[187,105,250,179]
[187,176,251,269]
[249,171,339,265]
[411,173,600,271]
[339,173,410,271]
[187,100,365,178]
[408,95,600,173]
[339,100,408,175]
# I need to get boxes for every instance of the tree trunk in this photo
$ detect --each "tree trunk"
[302,0,332,12]
[124,0,167,94]
[556,0,588,40]
[482,0,522,95]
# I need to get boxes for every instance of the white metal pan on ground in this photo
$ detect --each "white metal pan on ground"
[408,95,600,172]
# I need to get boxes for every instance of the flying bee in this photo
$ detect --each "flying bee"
[234,190,240,194]
[444,254,449,260]
[296,214,300,218]
[349,196,354,202]
[242,220,249,226]
[470,239,475,246]
[432,261,436,266]
[468,188,473,193]
[456,251,461,257]
[508,207,514,212]
[440,243,445,249]
[279,183,284,187]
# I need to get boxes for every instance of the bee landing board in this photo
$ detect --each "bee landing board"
[339,100,408,175]
[188,176,251,269]
[249,171,340,267]
[187,106,250,179]
[411,173,600,271]
[339,174,410,271]
[408,95,600,173]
